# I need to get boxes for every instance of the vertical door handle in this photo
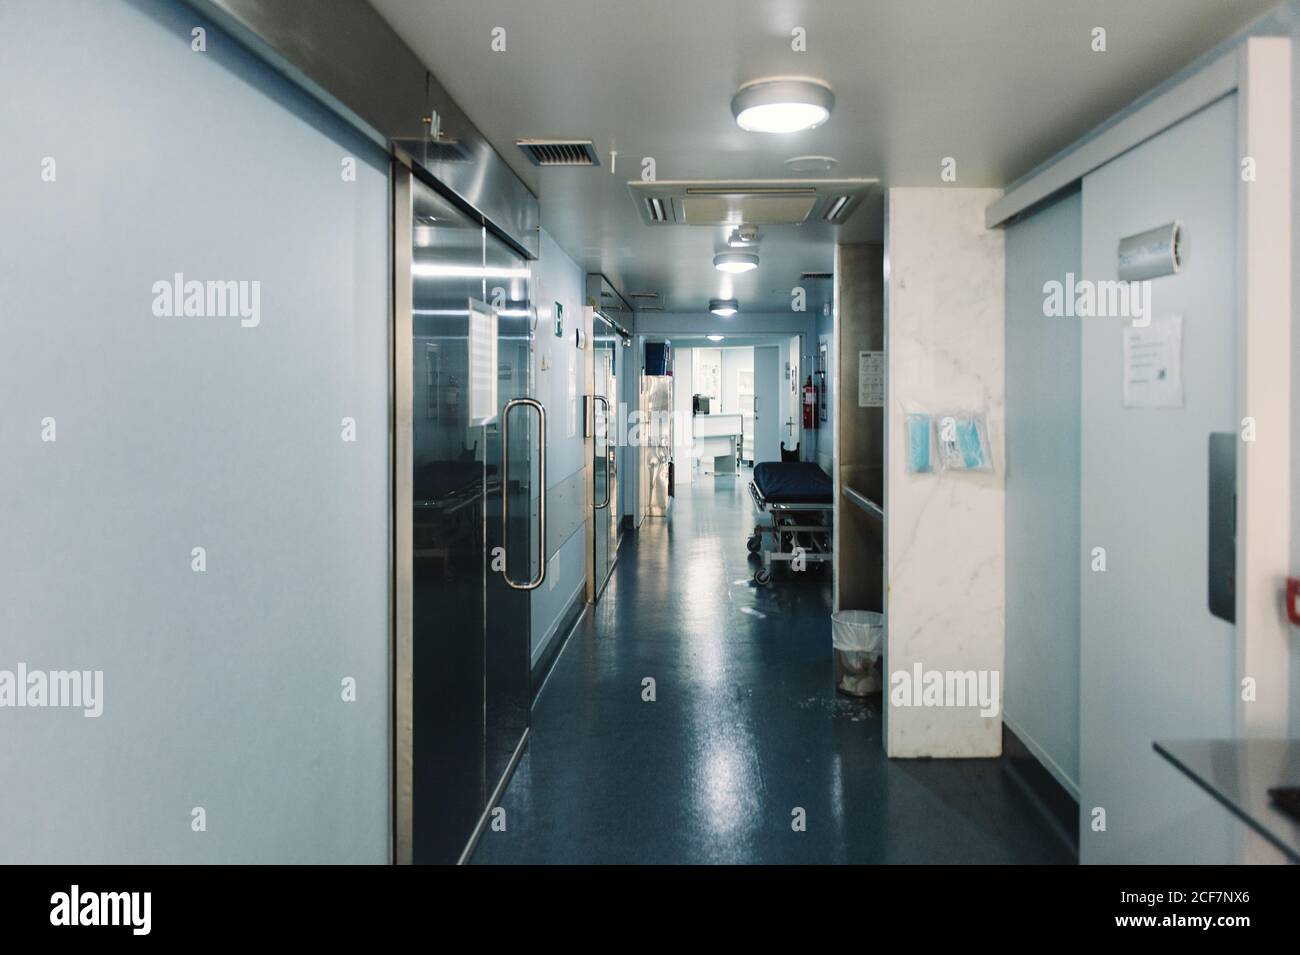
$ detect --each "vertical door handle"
[593,395,611,509]
[501,398,547,591]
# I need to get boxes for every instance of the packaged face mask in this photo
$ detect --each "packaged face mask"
[936,412,993,472]
[905,413,933,473]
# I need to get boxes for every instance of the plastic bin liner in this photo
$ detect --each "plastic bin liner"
[831,610,884,653]
[831,610,884,697]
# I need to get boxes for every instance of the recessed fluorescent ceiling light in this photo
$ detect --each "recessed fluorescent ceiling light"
[414,308,531,318]
[732,78,834,133]
[709,299,739,317]
[707,335,725,342]
[412,263,531,279]
[713,252,759,273]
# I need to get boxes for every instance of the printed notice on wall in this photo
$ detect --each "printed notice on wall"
[1123,315,1183,409]
[468,301,499,426]
[858,350,884,408]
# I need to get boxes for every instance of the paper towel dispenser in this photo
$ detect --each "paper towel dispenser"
[1118,221,1183,281]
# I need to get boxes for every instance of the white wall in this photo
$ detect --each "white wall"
[0,0,390,862]
[782,335,801,455]
[884,188,1005,758]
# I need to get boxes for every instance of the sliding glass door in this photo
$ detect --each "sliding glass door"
[406,174,535,864]
[482,228,534,801]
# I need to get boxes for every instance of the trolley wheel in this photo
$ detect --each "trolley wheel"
[754,568,771,585]
[746,535,761,553]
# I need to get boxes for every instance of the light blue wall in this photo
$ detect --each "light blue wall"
[1079,95,1238,863]
[0,0,390,862]
[530,230,588,667]
[1003,188,1082,796]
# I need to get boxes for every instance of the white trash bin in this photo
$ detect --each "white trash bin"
[831,610,884,697]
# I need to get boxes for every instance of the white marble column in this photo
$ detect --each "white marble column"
[884,188,1006,758]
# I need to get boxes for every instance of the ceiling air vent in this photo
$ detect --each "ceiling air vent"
[628,178,876,226]
[645,196,671,222]
[822,195,853,222]
[800,271,833,281]
[516,139,600,167]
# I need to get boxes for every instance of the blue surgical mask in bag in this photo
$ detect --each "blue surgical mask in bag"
[936,413,992,471]
[905,413,932,473]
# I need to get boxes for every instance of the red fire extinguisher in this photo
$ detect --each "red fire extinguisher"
[802,375,816,430]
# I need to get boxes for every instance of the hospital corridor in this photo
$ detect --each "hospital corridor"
[473,474,1071,864]
[4,0,1300,919]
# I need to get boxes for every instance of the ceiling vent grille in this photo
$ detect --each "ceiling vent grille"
[516,140,600,166]
[645,196,671,222]
[629,178,876,226]
[800,271,833,280]
[822,195,853,221]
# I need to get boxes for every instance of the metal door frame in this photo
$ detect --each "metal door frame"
[391,161,415,865]
[587,309,622,602]
[393,159,542,865]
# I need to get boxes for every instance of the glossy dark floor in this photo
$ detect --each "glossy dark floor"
[472,472,1075,864]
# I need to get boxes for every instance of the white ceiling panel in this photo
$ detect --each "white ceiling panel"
[370,0,1276,313]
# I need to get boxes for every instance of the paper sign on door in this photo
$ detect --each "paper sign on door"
[1123,316,1183,409]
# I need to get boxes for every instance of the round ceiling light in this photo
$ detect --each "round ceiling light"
[709,299,739,317]
[713,251,759,274]
[707,335,725,342]
[731,78,834,133]
[785,154,839,173]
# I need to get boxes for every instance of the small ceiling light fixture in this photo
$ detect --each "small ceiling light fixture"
[727,224,761,247]
[707,335,725,342]
[731,77,834,133]
[709,298,739,317]
[713,251,759,274]
[785,154,839,173]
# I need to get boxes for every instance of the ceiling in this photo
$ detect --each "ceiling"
[370,0,1275,314]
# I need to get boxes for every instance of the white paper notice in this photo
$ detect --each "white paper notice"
[467,301,498,426]
[858,350,884,408]
[567,360,577,437]
[1123,315,1183,408]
